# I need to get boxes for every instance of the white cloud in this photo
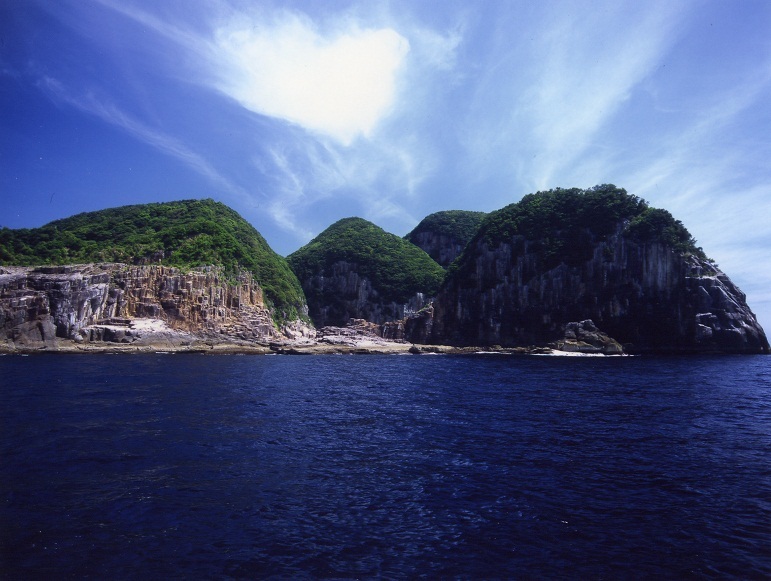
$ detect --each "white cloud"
[213,14,410,145]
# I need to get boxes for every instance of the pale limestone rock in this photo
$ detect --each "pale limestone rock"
[0,264,307,348]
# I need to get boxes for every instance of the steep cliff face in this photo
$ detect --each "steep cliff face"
[0,264,313,347]
[301,260,430,327]
[289,218,443,327]
[405,210,487,268]
[0,199,309,323]
[407,233,467,269]
[430,225,768,353]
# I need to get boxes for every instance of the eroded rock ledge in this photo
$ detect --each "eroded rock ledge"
[0,263,313,352]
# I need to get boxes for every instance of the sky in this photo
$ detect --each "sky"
[2,0,771,330]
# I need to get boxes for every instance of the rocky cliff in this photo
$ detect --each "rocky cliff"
[427,187,768,354]
[0,264,313,350]
[405,210,487,268]
[288,218,444,327]
[297,260,430,327]
[2,190,766,355]
[0,199,309,324]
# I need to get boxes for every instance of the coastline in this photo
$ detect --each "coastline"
[6,315,756,356]
[2,315,612,356]
[0,317,575,355]
[0,337,621,357]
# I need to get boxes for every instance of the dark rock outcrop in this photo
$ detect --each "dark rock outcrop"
[430,227,768,354]
[297,260,430,327]
[403,304,435,345]
[551,320,624,354]
[407,232,469,269]
[288,218,443,327]
[405,210,487,268]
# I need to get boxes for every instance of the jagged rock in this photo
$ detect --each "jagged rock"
[553,320,623,354]
[381,320,405,341]
[430,227,769,354]
[0,264,310,348]
[316,319,384,344]
[9,318,57,345]
[404,304,435,344]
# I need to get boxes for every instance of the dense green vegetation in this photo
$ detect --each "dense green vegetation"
[0,188,707,327]
[452,184,705,274]
[405,210,487,246]
[288,217,445,304]
[624,207,700,253]
[0,199,307,321]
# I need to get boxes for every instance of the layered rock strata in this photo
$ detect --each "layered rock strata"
[0,264,313,349]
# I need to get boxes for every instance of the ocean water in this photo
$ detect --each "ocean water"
[1,353,770,579]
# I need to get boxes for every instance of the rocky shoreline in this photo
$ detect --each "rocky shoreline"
[3,263,765,356]
[0,315,625,356]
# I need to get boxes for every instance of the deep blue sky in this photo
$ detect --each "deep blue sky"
[2,0,770,329]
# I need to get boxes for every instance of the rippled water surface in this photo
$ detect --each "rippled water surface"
[2,353,770,579]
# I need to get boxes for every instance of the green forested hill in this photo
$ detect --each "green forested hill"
[405,210,487,246]
[452,184,705,274]
[405,210,488,268]
[288,217,445,305]
[0,199,307,319]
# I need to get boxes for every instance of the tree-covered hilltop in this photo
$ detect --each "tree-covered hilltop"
[427,184,759,352]
[457,184,705,273]
[288,217,445,322]
[0,199,307,320]
[405,210,487,268]
[405,210,488,246]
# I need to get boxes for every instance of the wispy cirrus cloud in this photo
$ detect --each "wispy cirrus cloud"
[58,0,455,238]
[38,76,253,203]
[255,129,432,240]
[460,1,692,195]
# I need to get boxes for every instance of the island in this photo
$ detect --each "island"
[1,187,768,355]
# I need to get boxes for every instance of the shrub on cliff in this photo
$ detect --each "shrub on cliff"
[288,217,445,305]
[624,207,701,254]
[0,199,307,321]
[451,184,705,276]
[405,210,487,245]
[405,210,488,267]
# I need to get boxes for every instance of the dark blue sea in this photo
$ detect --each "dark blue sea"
[1,353,770,579]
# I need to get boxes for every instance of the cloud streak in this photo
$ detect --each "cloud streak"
[38,76,253,203]
[459,1,691,194]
